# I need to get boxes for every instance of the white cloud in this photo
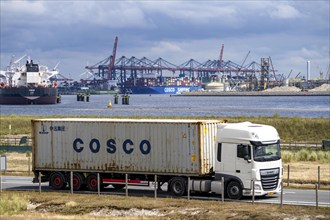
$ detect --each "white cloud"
[1,1,153,28]
[301,48,323,59]
[1,0,46,15]
[1,0,328,80]
[269,4,301,19]
[141,1,240,26]
[149,41,183,54]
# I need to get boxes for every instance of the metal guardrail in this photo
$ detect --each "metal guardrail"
[0,137,32,146]
[281,142,322,150]
[281,142,330,151]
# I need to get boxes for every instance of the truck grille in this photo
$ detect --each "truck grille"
[260,168,279,191]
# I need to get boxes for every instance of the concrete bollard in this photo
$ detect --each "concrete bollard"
[56,95,61,103]
[114,94,118,104]
[126,95,130,105]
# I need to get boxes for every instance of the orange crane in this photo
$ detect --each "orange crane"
[108,36,118,80]
[218,44,224,69]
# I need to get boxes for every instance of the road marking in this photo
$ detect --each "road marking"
[2,181,47,185]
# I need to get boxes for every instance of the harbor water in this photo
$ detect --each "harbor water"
[0,95,329,118]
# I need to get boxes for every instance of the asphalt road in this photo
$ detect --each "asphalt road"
[1,176,329,207]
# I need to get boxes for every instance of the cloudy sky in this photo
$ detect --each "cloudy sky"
[1,0,329,80]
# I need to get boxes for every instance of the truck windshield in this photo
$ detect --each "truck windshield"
[252,141,281,162]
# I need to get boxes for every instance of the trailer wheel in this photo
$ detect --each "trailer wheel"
[50,172,66,190]
[69,173,85,191]
[86,174,100,191]
[170,177,186,196]
[226,181,242,200]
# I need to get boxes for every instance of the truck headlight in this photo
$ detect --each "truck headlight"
[254,184,261,191]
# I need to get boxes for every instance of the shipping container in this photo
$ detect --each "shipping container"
[32,118,220,176]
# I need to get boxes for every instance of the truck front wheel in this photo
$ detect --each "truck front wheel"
[226,181,242,200]
[50,172,66,190]
[170,177,187,196]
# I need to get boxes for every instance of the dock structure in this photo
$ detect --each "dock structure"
[83,37,329,93]
[83,37,271,91]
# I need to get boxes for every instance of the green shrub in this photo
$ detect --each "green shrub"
[281,151,294,163]
[282,149,330,163]
[296,149,309,161]
[317,150,330,163]
[308,151,318,161]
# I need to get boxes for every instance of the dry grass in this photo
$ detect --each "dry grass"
[1,152,33,176]
[282,162,330,189]
[0,191,329,219]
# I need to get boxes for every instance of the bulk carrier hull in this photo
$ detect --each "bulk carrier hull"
[0,87,58,104]
[129,86,202,94]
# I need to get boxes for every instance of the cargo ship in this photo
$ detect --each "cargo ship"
[123,77,202,94]
[0,56,59,104]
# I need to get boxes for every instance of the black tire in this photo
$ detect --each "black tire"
[170,177,187,196]
[69,173,85,191]
[86,174,100,191]
[226,181,242,200]
[50,172,66,190]
[112,184,125,189]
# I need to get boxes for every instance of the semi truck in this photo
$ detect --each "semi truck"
[32,118,282,199]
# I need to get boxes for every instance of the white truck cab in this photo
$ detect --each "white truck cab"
[215,122,282,199]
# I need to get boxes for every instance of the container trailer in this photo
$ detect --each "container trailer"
[32,118,282,199]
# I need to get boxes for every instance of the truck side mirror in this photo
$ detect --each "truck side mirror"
[244,155,251,163]
[242,145,251,162]
[237,144,251,163]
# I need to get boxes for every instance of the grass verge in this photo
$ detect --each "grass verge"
[0,193,27,215]
[1,114,330,143]
[0,191,329,219]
